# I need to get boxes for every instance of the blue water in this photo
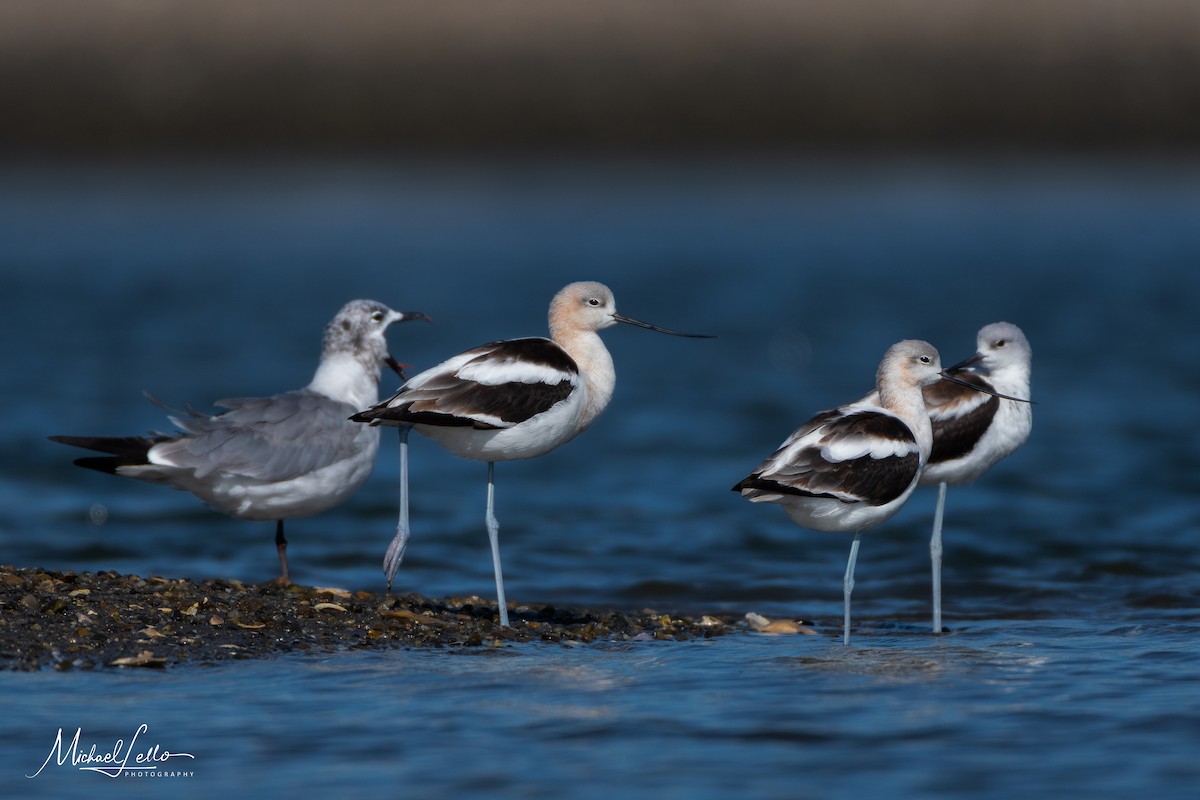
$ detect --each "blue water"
[2,155,1199,798]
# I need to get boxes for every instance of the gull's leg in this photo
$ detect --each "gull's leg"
[843,532,862,646]
[485,461,510,626]
[383,425,412,590]
[275,520,291,586]
[930,481,947,634]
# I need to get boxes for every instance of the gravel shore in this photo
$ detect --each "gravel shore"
[0,565,742,671]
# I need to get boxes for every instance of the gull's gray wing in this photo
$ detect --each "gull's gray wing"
[153,389,369,482]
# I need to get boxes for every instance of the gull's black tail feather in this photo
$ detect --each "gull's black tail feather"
[48,435,170,474]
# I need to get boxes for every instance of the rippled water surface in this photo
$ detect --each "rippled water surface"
[2,156,1198,798]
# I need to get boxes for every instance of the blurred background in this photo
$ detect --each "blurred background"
[2,1,1197,600]
[3,0,1200,154]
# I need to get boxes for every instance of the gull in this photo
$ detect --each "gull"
[49,299,431,584]
[351,281,712,626]
[734,340,993,646]
[916,322,1033,632]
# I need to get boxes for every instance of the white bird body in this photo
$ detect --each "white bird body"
[857,322,1032,632]
[735,340,950,645]
[353,281,710,625]
[390,337,597,462]
[736,340,941,531]
[51,300,430,583]
[744,393,932,533]
[129,392,382,522]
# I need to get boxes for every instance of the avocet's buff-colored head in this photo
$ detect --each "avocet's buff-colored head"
[548,281,715,340]
[549,282,620,336]
[878,339,944,397]
[970,321,1032,374]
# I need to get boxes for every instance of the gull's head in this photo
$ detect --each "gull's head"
[323,299,432,373]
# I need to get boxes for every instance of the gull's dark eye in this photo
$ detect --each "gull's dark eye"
[995,339,1007,347]
[372,311,385,322]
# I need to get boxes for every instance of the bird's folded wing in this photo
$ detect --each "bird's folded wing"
[923,372,1000,462]
[735,410,921,506]
[153,390,365,481]
[353,338,579,430]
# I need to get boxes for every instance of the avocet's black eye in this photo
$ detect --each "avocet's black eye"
[919,355,932,364]
[587,297,601,307]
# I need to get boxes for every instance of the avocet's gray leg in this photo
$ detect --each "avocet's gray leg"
[843,532,863,646]
[930,481,948,634]
[383,425,412,590]
[485,461,509,626]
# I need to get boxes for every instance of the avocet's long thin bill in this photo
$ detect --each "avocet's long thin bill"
[613,313,716,338]
[939,372,1036,404]
[946,352,984,371]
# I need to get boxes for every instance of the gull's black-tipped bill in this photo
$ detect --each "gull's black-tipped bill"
[399,311,434,325]
[612,313,716,338]
[939,372,1035,404]
[384,312,433,380]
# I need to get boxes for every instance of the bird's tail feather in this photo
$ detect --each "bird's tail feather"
[47,434,169,474]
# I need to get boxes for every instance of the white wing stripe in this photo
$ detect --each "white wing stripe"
[824,436,919,463]
[457,358,575,387]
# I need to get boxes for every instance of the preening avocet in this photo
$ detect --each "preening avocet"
[734,340,962,646]
[917,322,1033,632]
[50,300,431,584]
[351,281,713,626]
